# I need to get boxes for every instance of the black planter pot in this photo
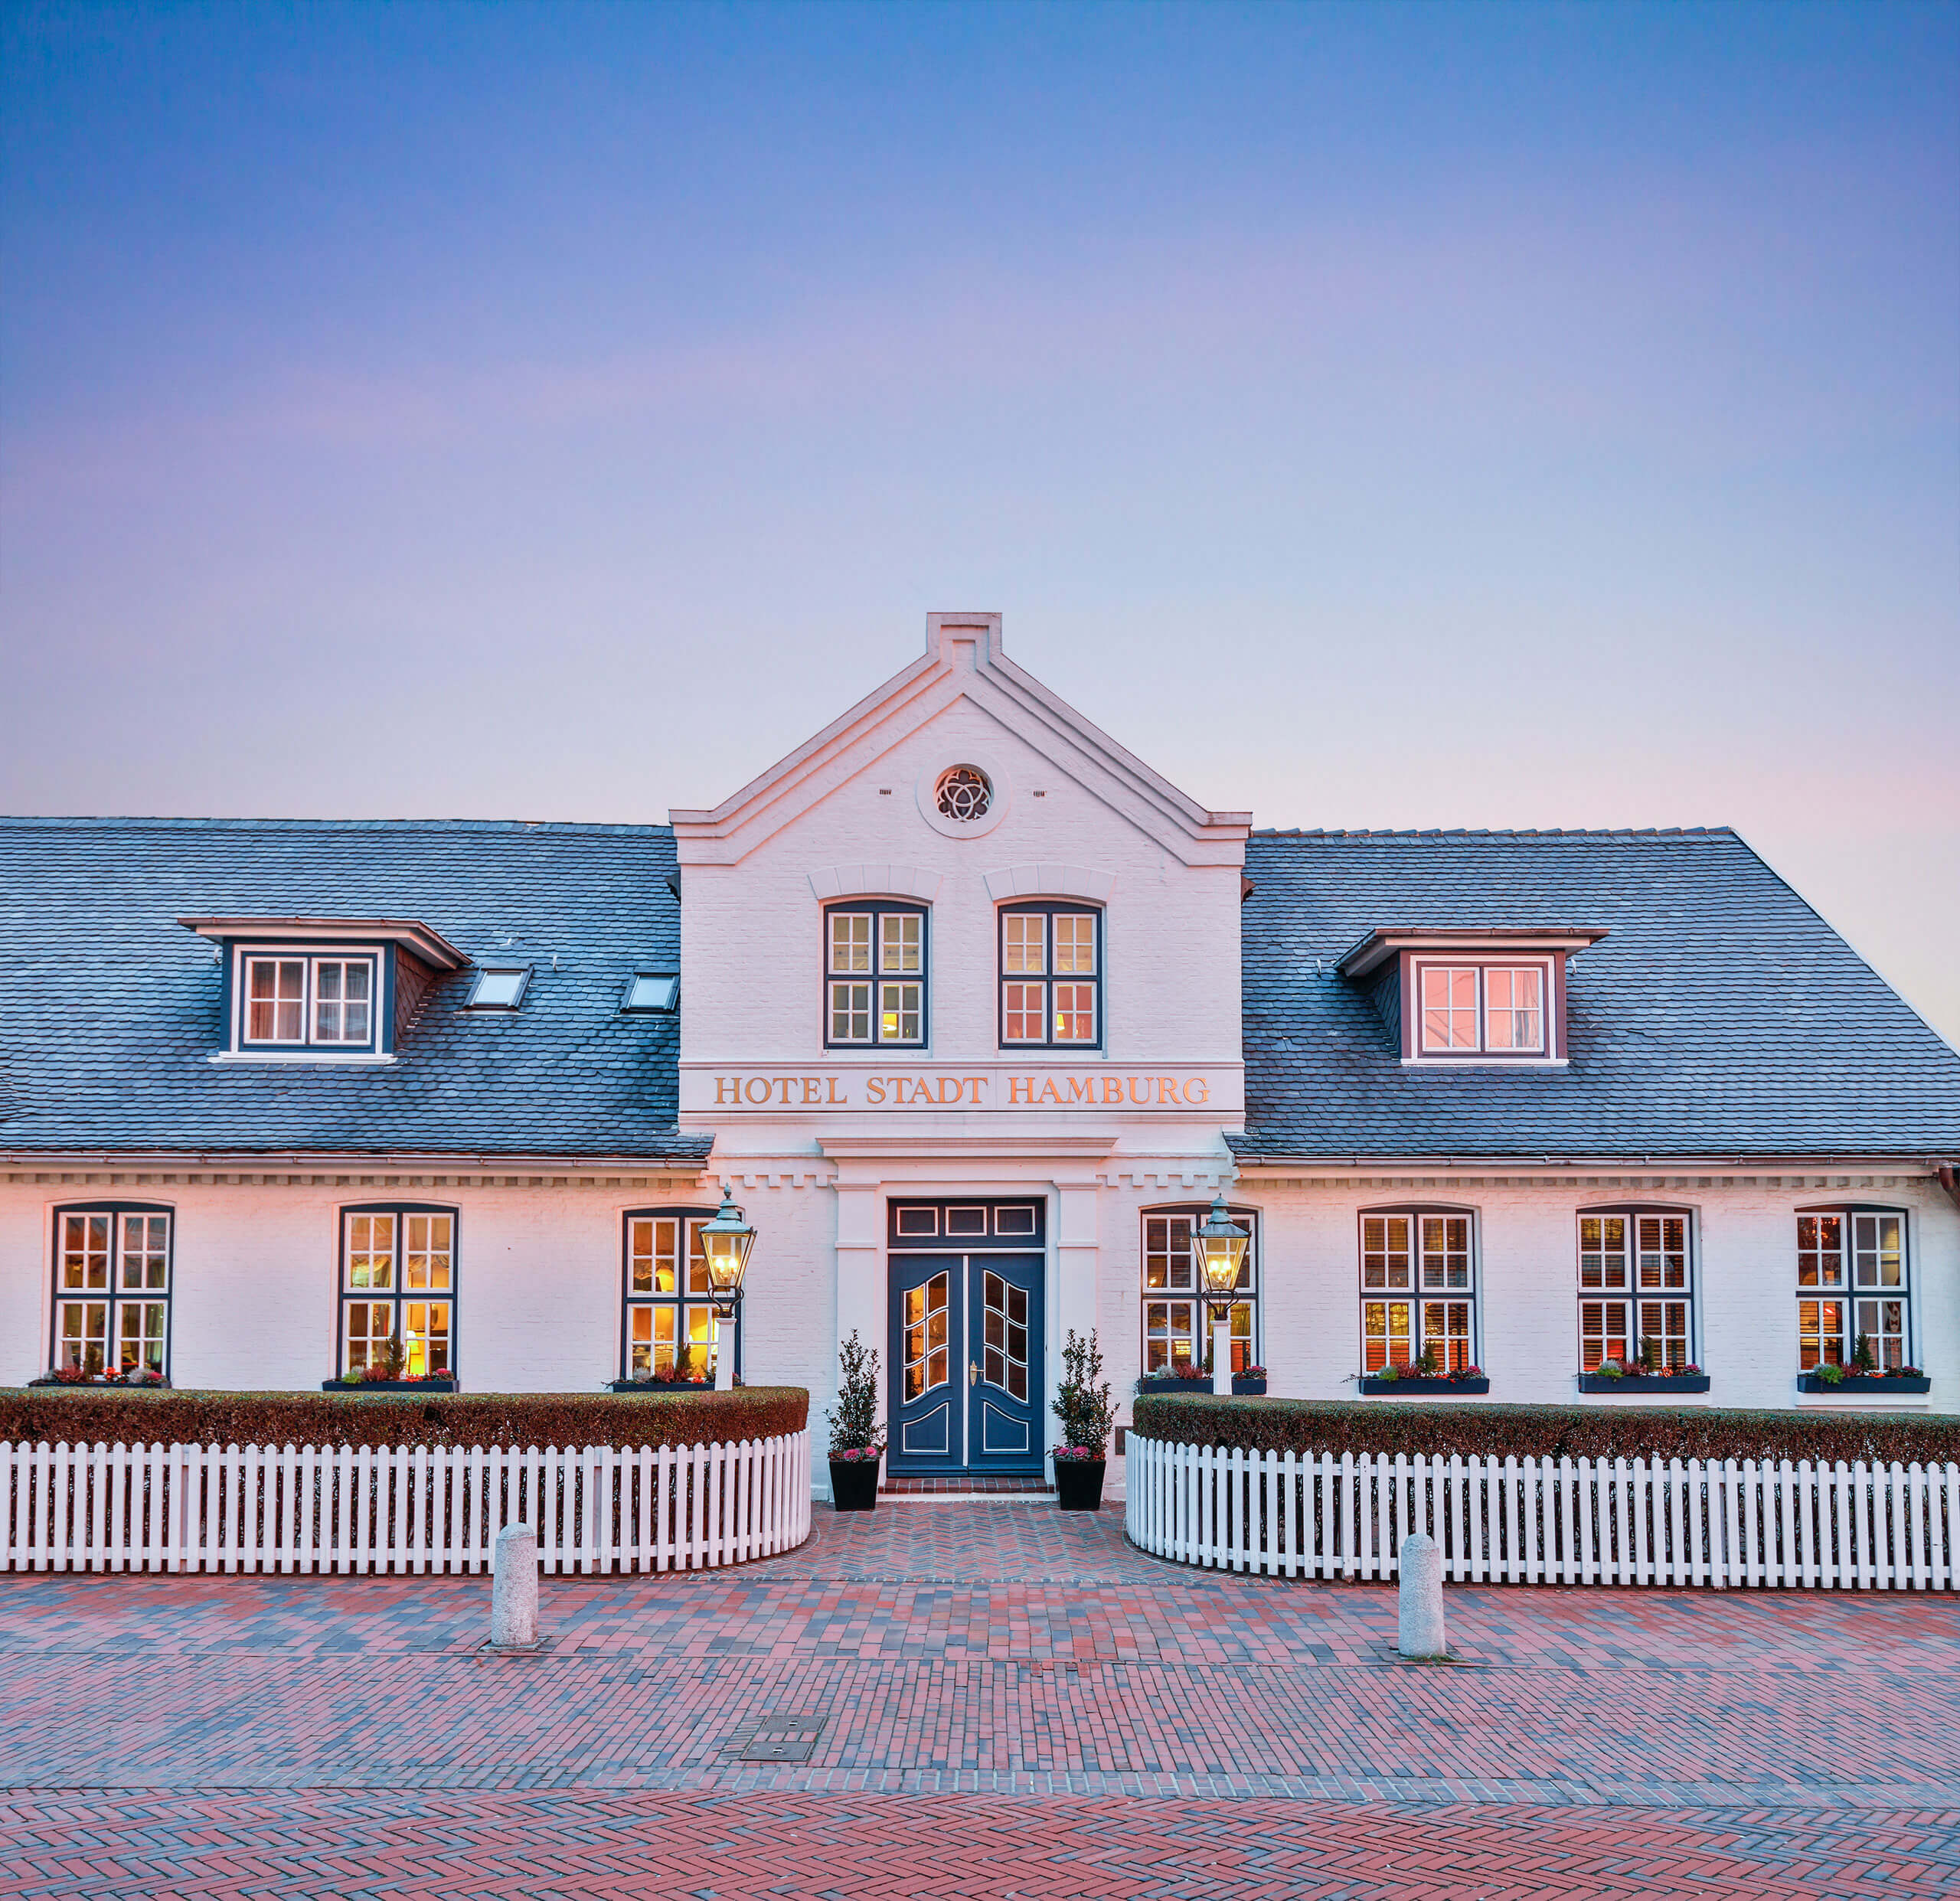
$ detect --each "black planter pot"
[321,1378,459,1394]
[829,1456,880,1511]
[606,1379,714,1393]
[1231,1376,1268,1396]
[1798,1373,1932,1395]
[1137,1376,1213,1396]
[1358,1377,1491,1396]
[1054,1459,1106,1511]
[1579,1372,1711,1394]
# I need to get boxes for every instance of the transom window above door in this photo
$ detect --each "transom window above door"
[999,903,1102,1049]
[824,903,927,1048]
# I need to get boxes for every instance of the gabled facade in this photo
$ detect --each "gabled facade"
[3,616,1957,1479]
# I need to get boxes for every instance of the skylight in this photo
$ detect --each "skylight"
[623,972,679,1014]
[466,967,531,1011]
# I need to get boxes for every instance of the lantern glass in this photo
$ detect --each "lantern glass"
[1193,1194,1250,1305]
[698,1187,756,1311]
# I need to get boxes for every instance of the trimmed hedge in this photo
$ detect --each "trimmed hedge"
[0,1388,808,1452]
[1129,1396,1959,1467]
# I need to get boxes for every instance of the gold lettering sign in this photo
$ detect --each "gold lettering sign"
[709,1072,1211,1109]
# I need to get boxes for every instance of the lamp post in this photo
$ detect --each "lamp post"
[698,1185,756,1392]
[1193,1193,1251,1396]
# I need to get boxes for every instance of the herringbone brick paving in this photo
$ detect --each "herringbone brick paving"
[0,1503,1954,1895]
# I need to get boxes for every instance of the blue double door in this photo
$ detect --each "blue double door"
[886,1200,1045,1477]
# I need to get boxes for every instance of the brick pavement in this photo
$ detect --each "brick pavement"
[0,1502,1955,1896]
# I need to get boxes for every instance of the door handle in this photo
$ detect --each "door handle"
[969,1358,978,1387]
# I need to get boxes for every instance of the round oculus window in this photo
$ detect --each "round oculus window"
[934,765,992,823]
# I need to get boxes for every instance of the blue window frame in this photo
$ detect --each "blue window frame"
[50,1203,174,1378]
[234,949,381,1053]
[338,1204,457,1378]
[621,1207,735,1381]
[998,903,1102,1050]
[824,903,928,1048]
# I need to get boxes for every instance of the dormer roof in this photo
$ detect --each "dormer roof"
[1336,923,1610,979]
[177,914,469,971]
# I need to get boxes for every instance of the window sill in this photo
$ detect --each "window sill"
[1577,1373,1710,1395]
[1358,1377,1491,1396]
[214,1051,394,1066]
[1400,1056,1567,1069]
[1795,1374,1930,1396]
[322,1377,457,1394]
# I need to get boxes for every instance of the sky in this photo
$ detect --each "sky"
[3,2,1957,1046]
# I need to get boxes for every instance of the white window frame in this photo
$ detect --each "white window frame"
[824,903,927,1050]
[1410,956,1554,1061]
[1358,1209,1480,1375]
[1795,1207,1913,1372]
[237,947,381,1052]
[337,1204,456,1379]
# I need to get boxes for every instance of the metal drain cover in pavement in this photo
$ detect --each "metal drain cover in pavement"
[737,1712,828,1762]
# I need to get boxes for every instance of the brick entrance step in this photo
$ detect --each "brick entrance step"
[879,1476,1055,1496]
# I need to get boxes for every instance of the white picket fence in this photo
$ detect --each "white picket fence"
[2,1433,811,1575]
[1125,1436,1958,1590]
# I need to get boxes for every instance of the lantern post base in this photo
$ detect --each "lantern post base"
[1211,1316,1233,1396]
[715,1313,737,1390]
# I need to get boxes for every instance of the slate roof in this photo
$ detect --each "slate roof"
[0,818,710,1162]
[1237,828,1960,1160]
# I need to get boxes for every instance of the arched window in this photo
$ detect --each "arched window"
[51,1204,174,1378]
[1577,1207,1694,1372]
[1141,1205,1258,1375]
[1359,1207,1478,1374]
[338,1204,456,1379]
[999,902,1102,1050]
[621,1207,735,1382]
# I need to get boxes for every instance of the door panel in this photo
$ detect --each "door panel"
[888,1255,962,1473]
[965,1254,1044,1474]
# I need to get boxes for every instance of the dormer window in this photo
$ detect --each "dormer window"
[465,966,531,1011]
[243,954,376,1047]
[1419,963,1545,1056]
[178,914,467,1062]
[1337,924,1606,1066]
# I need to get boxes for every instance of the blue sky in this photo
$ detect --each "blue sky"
[4,2,1957,1041]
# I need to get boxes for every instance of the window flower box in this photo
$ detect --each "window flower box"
[1579,1364,1710,1395]
[1358,1369,1490,1396]
[607,1378,714,1393]
[29,1369,172,1390]
[1137,1375,1213,1396]
[1798,1370,1930,1396]
[321,1377,458,1394]
[1231,1371,1268,1396]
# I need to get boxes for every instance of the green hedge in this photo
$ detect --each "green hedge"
[0,1388,808,1452]
[1129,1396,1958,1467]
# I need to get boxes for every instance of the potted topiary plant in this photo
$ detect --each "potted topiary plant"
[1050,1328,1115,1511]
[825,1330,885,1511]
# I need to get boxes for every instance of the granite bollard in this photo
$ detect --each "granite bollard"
[1397,1530,1446,1658]
[491,1521,539,1648]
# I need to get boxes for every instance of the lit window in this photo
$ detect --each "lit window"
[466,967,529,1011]
[1416,962,1549,1057]
[1359,1211,1478,1373]
[1797,1210,1911,1371]
[825,904,926,1047]
[622,1209,727,1382]
[1142,1207,1257,1375]
[51,1206,172,1379]
[999,905,1102,1049]
[1578,1212,1692,1371]
[338,1206,455,1380]
[243,954,377,1048]
[623,972,679,1013]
